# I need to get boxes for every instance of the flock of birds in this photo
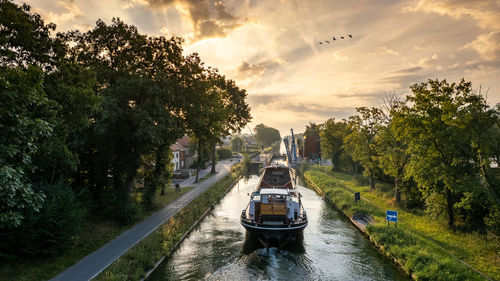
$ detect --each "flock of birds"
[318,34,352,45]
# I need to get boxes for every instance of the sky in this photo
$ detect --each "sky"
[18,0,500,135]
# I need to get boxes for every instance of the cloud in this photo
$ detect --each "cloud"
[247,93,283,106]
[463,31,500,61]
[378,46,399,56]
[333,92,384,99]
[35,0,85,27]
[248,93,353,119]
[404,0,500,30]
[332,51,349,61]
[236,59,282,79]
[144,0,245,40]
[393,66,424,74]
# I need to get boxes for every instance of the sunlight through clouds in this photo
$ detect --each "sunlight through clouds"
[18,0,500,134]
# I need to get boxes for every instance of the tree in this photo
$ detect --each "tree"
[68,19,188,218]
[254,124,281,147]
[0,66,49,228]
[231,135,244,153]
[458,90,500,206]
[320,118,352,171]
[395,79,479,229]
[0,0,65,70]
[375,95,409,203]
[305,122,321,138]
[344,107,383,191]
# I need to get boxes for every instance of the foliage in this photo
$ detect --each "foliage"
[94,164,243,281]
[231,135,244,153]
[0,66,50,227]
[0,180,87,259]
[343,107,383,191]
[394,79,497,229]
[254,123,281,147]
[216,147,232,160]
[317,78,499,232]
[0,0,252,262]
[320,118,353,171]
[0,187,192,281]
[305,167,499,280]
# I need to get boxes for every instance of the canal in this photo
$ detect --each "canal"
[148,173,408,281]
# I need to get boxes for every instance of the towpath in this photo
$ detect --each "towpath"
[51,158,237,281]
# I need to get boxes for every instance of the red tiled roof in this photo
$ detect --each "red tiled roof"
[171,143,184,151]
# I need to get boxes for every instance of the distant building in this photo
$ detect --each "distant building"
[171,135,194,178]
[302,134,321,160]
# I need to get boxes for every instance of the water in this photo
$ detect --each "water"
[148,174,408,281]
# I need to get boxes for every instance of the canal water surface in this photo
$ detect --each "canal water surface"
[148,173,408,281]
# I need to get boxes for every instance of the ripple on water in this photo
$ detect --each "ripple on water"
[148,174,408,281]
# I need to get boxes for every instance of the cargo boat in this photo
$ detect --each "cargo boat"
[240,164,307,246]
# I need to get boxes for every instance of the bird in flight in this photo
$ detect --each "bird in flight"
[318,35,353,46]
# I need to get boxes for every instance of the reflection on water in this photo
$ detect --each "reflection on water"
[148,174,408,281]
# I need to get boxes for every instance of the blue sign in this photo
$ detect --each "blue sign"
[386,210,398,222]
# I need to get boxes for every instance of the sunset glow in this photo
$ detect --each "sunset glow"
[22,0,500,134]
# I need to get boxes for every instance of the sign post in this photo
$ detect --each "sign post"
[354,192,360,206]
[386,210,398,228]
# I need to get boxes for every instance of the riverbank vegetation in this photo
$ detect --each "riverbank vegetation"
[303,77,499,280]
[0,0,250,276]
[304,168,498,280]
[95,163,243,281]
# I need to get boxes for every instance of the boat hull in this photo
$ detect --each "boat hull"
[240,219,307,245]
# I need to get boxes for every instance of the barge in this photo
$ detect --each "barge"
[240,164,307,246]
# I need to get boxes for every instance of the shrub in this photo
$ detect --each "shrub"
[216,148,232,160]
[0,180,87,259]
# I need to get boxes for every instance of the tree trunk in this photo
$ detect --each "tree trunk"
[445,187,455,230]
[210,142,216,174]
[369,172,375,192]
[394,177,401,203]
[155,145,166,197]
[195,139,202,183]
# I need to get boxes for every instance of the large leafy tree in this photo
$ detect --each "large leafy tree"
[344,107,383,191]
[320,118,352,171]
[375,96,409,203]
[254,123,281,147]
[68,19,188,217]
[395,79,481,228]
[0,66,50,228]
[231,136,244,153]
[0,0,65,69]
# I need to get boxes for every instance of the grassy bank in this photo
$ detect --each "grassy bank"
[303,166,499,281]
[0,187,193,281]
[95,163,243,281]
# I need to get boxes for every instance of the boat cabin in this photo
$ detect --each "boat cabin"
[246,188,301,224]
[258,165,295,189]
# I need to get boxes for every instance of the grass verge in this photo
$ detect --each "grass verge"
[199,172,215,182]
[0,187,193,281]
[303,166,499,281]
[94,164,242,281]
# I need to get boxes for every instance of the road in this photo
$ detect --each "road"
[50,159,237,281]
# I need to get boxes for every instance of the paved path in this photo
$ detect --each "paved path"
[51,159,237,281]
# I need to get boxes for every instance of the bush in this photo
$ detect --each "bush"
[216,148,232,160]
[0,180,87,259]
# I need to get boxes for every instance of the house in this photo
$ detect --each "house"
[171,135,194,178]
